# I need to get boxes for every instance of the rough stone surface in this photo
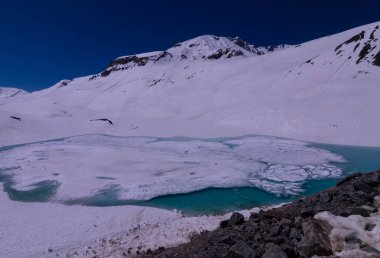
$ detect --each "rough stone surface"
[262,244,287,258]
[297,219,332,257]
[320,192,333,203]
[228,212,245,226]
[224,241,256,258]
[374,195,380,209]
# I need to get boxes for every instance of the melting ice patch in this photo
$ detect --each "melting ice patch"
[0,134,345,203]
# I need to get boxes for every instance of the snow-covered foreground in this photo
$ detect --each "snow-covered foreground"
[0,135,344,203]
[0,182,252,258]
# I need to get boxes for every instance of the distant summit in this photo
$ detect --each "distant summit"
[0,87,28,99]
[95,35,290,78]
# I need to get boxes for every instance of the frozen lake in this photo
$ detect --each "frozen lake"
[1,134,380,215]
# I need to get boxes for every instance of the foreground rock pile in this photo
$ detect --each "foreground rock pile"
[140,170,380,258]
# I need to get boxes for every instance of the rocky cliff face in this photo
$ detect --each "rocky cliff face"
[141,170,380,258]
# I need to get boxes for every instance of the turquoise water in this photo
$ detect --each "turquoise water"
[0,167,61,202]
[139,142,380,215]
[1,136,380,215]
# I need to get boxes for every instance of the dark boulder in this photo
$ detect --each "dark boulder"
[219,235,236,245]
[369,172,380,184]
[319,192,333,203]
[262,244,287,258]
[269,224,281,237]
[293,216,303,229]
[228,212,245,226]
[289,228,301,240]
[337,173,362,186]
[262,209,288,220]
[10,116,21,121]
[353,181,373,193]
[350,207,371,217]
[224,241,256,258]
[361,246,380,256]
[300,209,314,218]
[220,220,229,228]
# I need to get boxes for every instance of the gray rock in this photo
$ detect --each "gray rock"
[361,246,380,256]
[262,244,287,258]
[351,207,371,217]
[262,209,288,220]
[298,219,332,257]
[219,235,236,245]
[345,235,362,245]
[374,195,380,209]
[365,223,376,231]
[220,219,229,228]
[228,212,245,226]
[294,216,303,229]
[269,224,280,236]
[368,173,380,184]
[224,241,256,258]
[280,243,296,257]
[300,209,314,218]
[353,181,373,193]
[337,172,362,186]
[320,192,333,203]
[249,213,260,222]
[289,228,301,240]
[280,218,293,226]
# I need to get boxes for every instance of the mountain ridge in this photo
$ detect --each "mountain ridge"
[93,35,290,79]
[0,21,379,147]
[0,87,28,99]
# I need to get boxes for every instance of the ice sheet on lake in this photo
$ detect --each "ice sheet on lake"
[0,134,345,203]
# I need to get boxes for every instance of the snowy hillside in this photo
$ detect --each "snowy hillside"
[0,87,28,99]
[0,22,379,147]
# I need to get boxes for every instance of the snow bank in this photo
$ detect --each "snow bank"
[0,181,263,258]
[315,210,380,258]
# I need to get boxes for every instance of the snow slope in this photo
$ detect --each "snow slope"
[0,22,379,147]
[0,87,28,99]
[0,182,237,258]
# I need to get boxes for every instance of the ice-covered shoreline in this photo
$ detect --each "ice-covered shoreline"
[0,182,266,258]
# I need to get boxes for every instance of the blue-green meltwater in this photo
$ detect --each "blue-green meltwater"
[0,135,379,215]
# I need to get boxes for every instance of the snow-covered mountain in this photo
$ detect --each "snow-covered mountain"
[92,35,289,78]
[1,22,379,147]
[0,87,28,99]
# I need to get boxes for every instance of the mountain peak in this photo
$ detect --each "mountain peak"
[172,35,248,53]
[167,35,254,61]
[94,35,290,78]
[0,87,28,99]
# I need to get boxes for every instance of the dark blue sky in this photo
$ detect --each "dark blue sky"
[1,0,379,91]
